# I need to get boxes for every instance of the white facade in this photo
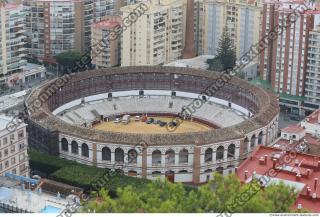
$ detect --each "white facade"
[0,115,29,177]
[202,0,262,58]
[0,4,27,85]
[305,15,320,108]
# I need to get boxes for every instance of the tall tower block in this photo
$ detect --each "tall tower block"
[182,0,197,59]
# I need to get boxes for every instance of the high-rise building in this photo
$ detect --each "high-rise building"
[304,12,320,110]
[0,115,29,177]
[0,3,26,84]
[258,1,317,115]
[91,16,121,68]
[182,0,197,59]
[121,0,185,66]
[202,0,262,58]
[23,0,115,63]
[194,0,204,55]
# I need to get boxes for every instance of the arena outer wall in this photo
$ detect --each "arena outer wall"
[26,66,280,184]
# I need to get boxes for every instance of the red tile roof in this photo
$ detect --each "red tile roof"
[92,17,121,29]
[236,145,320,212]
[282,124,305,134]
[304,109,320,124]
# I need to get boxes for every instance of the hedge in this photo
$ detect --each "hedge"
[28,149,151,193]
[49,165,150,193]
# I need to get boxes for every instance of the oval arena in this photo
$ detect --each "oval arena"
[26,66,279,184]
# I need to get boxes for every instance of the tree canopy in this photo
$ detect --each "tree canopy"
[82,173,300,213]
[207,27,236,72]
[55,51,82,74]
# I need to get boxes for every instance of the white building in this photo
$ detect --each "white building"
[202,0,262,58]
[0,114,29,177]
[304,13,320,110]
[0,3,27,85]
[121,0,185,66]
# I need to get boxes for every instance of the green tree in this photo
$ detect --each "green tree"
[207,57,224,72]
[55,51,82,74]
[207,27,236,72]
[83,173,299,213]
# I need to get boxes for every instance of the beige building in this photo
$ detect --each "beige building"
[202,0,262,58]
[121,0,186,66]
[91,16,122,68]
[0,115,29,177]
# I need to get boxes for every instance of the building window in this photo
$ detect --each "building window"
[10,134,15,142]
[10,145,15,153]
[216,146,224,161]
[11,157,16,165]
[115,148,124,163]
[102,147,111,161]
[4,149,8,157]
[81,143,89,158]
[19,153,25,161]
[18,130,24,140]
[5,161,9,168]
[205,148,213,163]
[3,137,8,145]
[19,164,26,173]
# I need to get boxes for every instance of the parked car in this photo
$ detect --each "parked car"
[154,120,161,124]
[114,118,121,123]
[135,116,141,121]
[146,118,154,124]
[159,121,167,127]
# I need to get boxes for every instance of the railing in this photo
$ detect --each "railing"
[0,202,31,213]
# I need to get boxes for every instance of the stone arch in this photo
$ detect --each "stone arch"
[216,146,224,161]
[165,149,175,165]
[61,138,68,152]
[71,141,79,155]
[205,148,213,162]
[258,131,263,145]
[152,150,161,165]
[102,147,111,161]
[179,149,188,164]
[128,149,138,164]
[250,134,256,149]
[81,143,89,157]
[115,148,124,163]
[227,144,235,158]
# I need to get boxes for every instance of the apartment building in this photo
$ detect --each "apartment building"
[194,0,204,55]
[23,0,115,63]
[0,115,29,177]
[304,12,320,111]
[0,3,26,84]
[202,0,262,58]
[258,1,319,115]
[91,16,121,68]
[121,0,185,66]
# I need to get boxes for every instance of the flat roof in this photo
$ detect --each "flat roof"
[303,109,320,124]
[92,17,121,29]
[282,124,305,133]
[237,145,320,212]
[0,114,12,131]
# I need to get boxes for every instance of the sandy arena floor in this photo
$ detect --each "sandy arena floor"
[93,117,212,134]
